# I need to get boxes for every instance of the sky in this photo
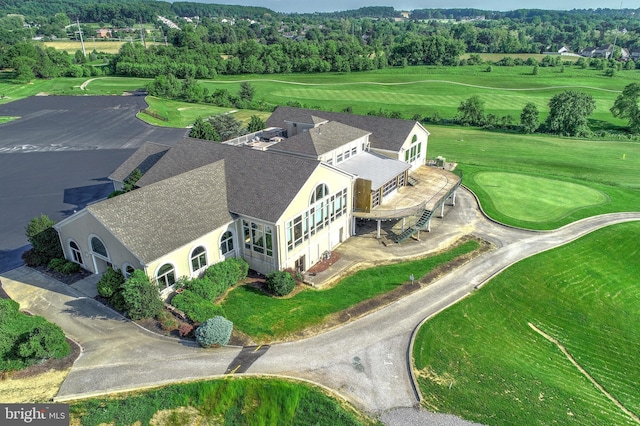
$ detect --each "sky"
[195,0,630,14]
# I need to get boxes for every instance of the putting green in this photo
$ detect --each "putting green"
[474,172,608,223]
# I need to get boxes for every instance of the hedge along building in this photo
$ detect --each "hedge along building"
[55,107,456,293]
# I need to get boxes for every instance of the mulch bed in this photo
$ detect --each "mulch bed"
[31,265,92,285]
[306,252,341,275]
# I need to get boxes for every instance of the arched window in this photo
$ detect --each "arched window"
[90,236,108,258]
[310,184,329,204]
[156,264,175,288]
[123,263,136,279]
[191,246,207,272]
[412,134,418,143]
[69,240,83,265]
[220,231,234,255]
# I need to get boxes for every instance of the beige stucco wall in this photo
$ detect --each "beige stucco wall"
[275,164,353,273]
[144,221,235,288]
[56,210,141,275]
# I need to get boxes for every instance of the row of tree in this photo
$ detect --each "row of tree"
[454,83,640,136]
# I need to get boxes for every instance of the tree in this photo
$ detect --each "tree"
[208,114,245,142]
[189,117,219,141]
[120,270,164,320]
[456,95,485,126]
[246,115,265,133]
[23,214,63,266]
[520,103,540,133]
[610,83,640,133]
[238,81,255,102]
[545,91,595,137]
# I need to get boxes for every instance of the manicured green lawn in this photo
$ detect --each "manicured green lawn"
[222,239,480,342]
[413,221,640,426]
[473,172,608,224]
[139,96,271,128]
[201,65,633,125]
[428,125,640,229]
[70,377,375,426]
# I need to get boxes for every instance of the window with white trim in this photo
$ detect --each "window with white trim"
[220,231,234,255]
[243,220,273,257]
[157,264,175,288]
[190,246,207,273]
[90,236,108,258]
[286,187,348,251]
[123,264,135,279]
[406,141,422,163]
[69,240,83,264]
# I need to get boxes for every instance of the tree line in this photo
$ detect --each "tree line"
[451,83,640,137]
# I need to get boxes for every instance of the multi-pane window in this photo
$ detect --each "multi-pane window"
[382,178,398,197]
[90,236,108,258]
[406,141,422,163]
[157,264,175,288]
[220,231,234,255]
[190,246,207,273]
[69,241,83,264]
[243,220,273,257]
[371,189,380,208]
[286,187,348,251]
[124,264,135,279]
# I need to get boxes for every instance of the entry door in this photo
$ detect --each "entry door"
[295,255,306,273]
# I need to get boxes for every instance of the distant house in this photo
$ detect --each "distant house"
[620,48,630,61]
[96,28,112,39]
[630,48,640,61]
[558,46,571,54]
[593,44,613,58]
[579,47,597,57]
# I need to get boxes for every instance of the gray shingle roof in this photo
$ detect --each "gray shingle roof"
[266,106,424,152]
[269,121,371,157]
[109,142,170,183]
[88,160,233,264]
[137,138,322,223]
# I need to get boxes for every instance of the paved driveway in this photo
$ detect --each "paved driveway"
[2,190,638,424]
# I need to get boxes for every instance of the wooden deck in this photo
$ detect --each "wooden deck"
[353,166,461,220]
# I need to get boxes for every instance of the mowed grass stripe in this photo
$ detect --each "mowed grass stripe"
[413,222,640,425]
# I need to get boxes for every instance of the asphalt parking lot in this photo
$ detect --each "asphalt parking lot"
[0,95,188,272]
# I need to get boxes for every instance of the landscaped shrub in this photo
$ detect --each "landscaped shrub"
[17,322,69,361]
[120,270,163,320]
[23,214,63,266]
[48,258,80,275]
[171,290,226,324]
[182,277,225,301]
[265,271,296,296]
[195,316,233,348]
[226,258,249,283]
[178,323,194,337]
[0,299,70,371]
[97,268,125,298]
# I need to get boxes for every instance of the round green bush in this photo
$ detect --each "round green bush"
[265,271,296,296]
[97,268,125,298]
[195,316,233,348]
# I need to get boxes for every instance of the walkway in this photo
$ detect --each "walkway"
[2,188,639,424]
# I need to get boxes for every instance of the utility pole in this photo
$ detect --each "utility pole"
[77,19,86,56]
